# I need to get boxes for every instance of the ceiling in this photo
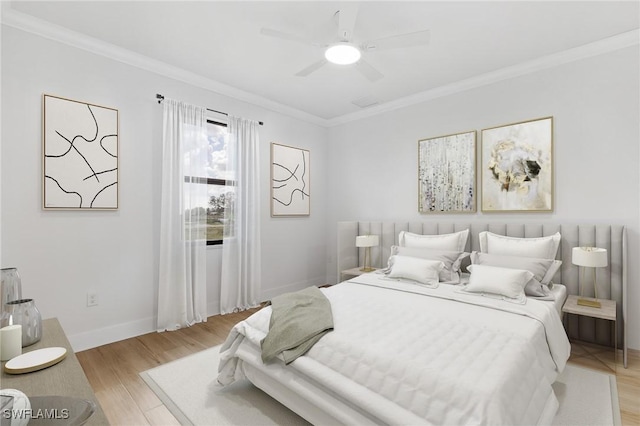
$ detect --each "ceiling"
[4,1,639,125]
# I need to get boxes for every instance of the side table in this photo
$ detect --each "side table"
[1,318,108,424]
[562,295,626,368]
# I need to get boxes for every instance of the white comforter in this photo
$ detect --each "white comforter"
[219,274,571,425]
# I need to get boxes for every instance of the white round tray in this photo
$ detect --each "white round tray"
[4,347,67,374]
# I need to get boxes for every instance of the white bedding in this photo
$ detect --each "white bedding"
[219,273,571,425]
[550,283,567,316]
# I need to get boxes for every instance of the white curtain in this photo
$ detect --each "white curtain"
[220,116,261,313]
[158,99,208,331]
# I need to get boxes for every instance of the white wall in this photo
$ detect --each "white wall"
[1,26,328,351]
[325,47,640,350]
[3,23,639,353]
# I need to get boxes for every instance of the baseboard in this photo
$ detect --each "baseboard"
[68,316,156,352]
[69,306,227,352]
[69,278,326,352]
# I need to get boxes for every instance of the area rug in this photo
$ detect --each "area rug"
[141,346,620,426]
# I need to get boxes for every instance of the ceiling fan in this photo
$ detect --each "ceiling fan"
[260,4,430,82]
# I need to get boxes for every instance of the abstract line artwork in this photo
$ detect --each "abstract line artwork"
[481,116,553,212]
[271,143,310,216]
[43,94,119,210]
[418,131,476,213]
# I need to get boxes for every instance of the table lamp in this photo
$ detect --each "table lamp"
[572,246,608,308]
[356,235,379,272]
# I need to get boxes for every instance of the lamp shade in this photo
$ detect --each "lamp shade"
[356,235,379,248]
[572,247,607,268]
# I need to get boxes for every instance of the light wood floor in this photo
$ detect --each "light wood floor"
[76,309,259,425]
[77,310,640,425]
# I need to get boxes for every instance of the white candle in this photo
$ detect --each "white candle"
[1,325,22,361]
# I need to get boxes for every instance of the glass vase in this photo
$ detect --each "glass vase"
[1,267,23,318]
[2,299,42,347]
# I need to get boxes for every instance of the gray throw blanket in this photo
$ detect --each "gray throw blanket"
[260,286,334,364]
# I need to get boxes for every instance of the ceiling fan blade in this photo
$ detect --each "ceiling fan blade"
[337,3,359,41]
[260,28,317,46]
[362,29,430,51]
[355,59,383,82]
[295,59,328,77]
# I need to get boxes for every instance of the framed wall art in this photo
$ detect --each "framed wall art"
[481,116,553,212]
[42,94,119,210]
[418,130,476,213]
[270,142,310,216]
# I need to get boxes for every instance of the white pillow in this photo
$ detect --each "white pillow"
[399,229,469,252]
[466,264,533,299]
[470,252,561,285]
[478,231,561,260]
[541,261,562,286]
[387,255,444,285]
[389,246,468,283]
[470,252,560,296]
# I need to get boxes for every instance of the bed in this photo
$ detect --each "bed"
[218,222,627,425]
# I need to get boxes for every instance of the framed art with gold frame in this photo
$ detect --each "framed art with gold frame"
[418,130,476,213]
[481,116,553,212]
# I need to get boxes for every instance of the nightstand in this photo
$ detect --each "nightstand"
[562,295,624,367]
[340,267,378,282]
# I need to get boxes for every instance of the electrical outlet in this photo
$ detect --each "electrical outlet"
[87,292,98,307]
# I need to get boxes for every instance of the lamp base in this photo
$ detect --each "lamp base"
[359,267,375,272]
[577,298,602,308]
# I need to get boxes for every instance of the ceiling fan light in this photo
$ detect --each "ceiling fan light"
[325,44,361,65]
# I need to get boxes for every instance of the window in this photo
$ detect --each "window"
[185,120,234,245]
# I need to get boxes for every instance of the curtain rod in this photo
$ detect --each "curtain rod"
[156,94,263,126]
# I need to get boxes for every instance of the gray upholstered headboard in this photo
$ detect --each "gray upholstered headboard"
[337,221,627,359]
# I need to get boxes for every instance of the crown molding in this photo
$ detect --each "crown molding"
[0,6,329,128]
[326,29,640,127]
[2,4,637,129]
